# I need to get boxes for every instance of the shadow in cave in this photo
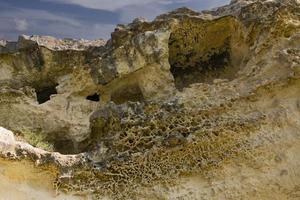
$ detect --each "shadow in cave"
[170,49,234,91]
[36,85,58,104]
[167,18,248,91]
[86,93,100,102]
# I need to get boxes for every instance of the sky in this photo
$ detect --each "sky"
[0,0,230,41]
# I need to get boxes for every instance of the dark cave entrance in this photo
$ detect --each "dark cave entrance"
[47,134,91,155]
[168,17,248,91]
[36,84,58,104]
[86,93,100,102]
[170,48,234,90]
[53,139,76,154]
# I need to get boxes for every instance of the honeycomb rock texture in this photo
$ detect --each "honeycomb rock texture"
[1,0,300,199]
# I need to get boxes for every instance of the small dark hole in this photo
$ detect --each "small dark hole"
[181,132,190,138]
[86,93,100,102]
[36,85,57,104]
[128,139,134,144]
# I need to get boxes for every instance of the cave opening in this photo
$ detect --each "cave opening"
[53,139,76,154]
[86,93,100,102]
[168,17,247,91]
[46,135,91,155]
[170,47,234,90]
[36,85,58,104]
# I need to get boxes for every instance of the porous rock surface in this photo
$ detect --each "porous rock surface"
[1,0,300,199]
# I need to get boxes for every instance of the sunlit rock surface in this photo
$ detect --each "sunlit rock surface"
[1,0,300,199]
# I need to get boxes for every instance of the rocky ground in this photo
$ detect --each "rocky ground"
[0,0,300,199]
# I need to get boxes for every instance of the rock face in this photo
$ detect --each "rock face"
[1,0,300,199]
[0,35,105,153]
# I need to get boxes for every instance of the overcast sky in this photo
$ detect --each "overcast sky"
[0,0,230,41]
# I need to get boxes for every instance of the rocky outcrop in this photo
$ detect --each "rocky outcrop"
[0,35,103,153]
[0,127,82,166]
[0,35,106,53]
[1,0,300,199]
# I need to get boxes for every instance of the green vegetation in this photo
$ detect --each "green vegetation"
[21,129,54,152]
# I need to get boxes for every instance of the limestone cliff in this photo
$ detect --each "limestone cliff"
[1,0,300,199]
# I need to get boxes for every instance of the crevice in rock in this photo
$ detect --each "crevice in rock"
[86,93,100,102]
[36,84,58,104]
